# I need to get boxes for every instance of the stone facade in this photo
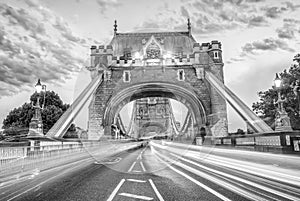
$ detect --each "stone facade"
[87,25,228,140]
[131,97,175,138]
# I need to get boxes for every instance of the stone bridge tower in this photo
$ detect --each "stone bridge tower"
[131,97,176,138]
[87,20,228,140]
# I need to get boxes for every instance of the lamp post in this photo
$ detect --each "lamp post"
[273,73,292,132]
[292,80,300,117]
[27,79,46,137]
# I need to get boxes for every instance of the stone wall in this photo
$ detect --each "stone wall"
[87,40,228,140]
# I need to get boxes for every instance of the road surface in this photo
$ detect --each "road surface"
[1,140,300,201]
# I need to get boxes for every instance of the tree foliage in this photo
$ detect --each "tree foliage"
[2,91,70,135]
[252,54,300,130]
[64,123,78,138]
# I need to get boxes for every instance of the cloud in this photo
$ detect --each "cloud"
[180,6,189,18]
[0,2,95,98]
[24,0,40,8]
[248,16,268,27]
[54,17,85,43]
[135,0,289,36]
[276,28,295,39]
[96,0,121,14]
[283,18,300,24]
[276,18,300,39]
[180,0,271,35]
[263,2,300,19]
[0,4,46,36]
[240,38,294,56]
[264,6,287,18]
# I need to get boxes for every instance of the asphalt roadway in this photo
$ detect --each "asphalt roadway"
[1,140,300,201]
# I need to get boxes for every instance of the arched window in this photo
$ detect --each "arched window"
[178,69,185,81]
[213,51,219,59]
[123,71,131,82]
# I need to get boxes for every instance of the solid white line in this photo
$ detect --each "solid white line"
[127,179,146,183]
[118,192,153,200]
[154,147,269,201]
[106,179,125,201]
[140,161,146,172]
[172,153,300,201]
[132,170,142,173]
[151,147,231,201]
[149,179,164,201]
[128,162,136,172]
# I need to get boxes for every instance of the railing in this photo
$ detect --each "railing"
[0,142,88,178]
[0,140,142,180]
[212,131,300,153]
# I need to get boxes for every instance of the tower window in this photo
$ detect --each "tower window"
[123,71,131,82]
[178,69,185,81]
[213,51,219,59]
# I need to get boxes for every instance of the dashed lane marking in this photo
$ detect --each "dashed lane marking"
[127,179,146,183]
[140,161,146,172]
[132,170,142,173]
[128,162,136,172]
[149,179,164,201]
[118,192,153,200]
[94,157,122,165]
[106,179,125,201]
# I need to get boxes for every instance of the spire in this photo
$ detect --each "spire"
[114,20,117,35]
[187,18,191,36]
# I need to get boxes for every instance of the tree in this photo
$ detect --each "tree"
[252,54,300,130]
[64,123,78,138]
[2,91,70,135]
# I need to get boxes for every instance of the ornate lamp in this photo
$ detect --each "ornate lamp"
[27,79,47,137]
[273,74,292,132]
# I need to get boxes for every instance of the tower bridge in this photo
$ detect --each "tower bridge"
[4,19,300,201]
[47,20,272,140]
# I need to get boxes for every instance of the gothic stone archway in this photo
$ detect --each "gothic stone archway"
[87,27,227,140]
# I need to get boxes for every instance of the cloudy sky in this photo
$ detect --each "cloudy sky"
[0,0,299,132]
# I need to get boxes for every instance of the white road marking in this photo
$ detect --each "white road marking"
[172,153,300,201]
[95,157,122,165]
[152,141,300,188]
[128,162,136,172]
[106,179,125,201]
[132,170,142,173]
[140,161,146,172]
[149,179,164,201]
[127,179,146,183]
[151,147,231,201]
[118,192,153,200]
[156,147,274,201]
[35,192,42,197]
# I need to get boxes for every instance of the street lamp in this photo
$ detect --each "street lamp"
[273,74,292,132]
[27,79,47,137]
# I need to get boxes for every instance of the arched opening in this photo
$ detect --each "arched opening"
[103,82,207,137]
[118,98,189,139]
